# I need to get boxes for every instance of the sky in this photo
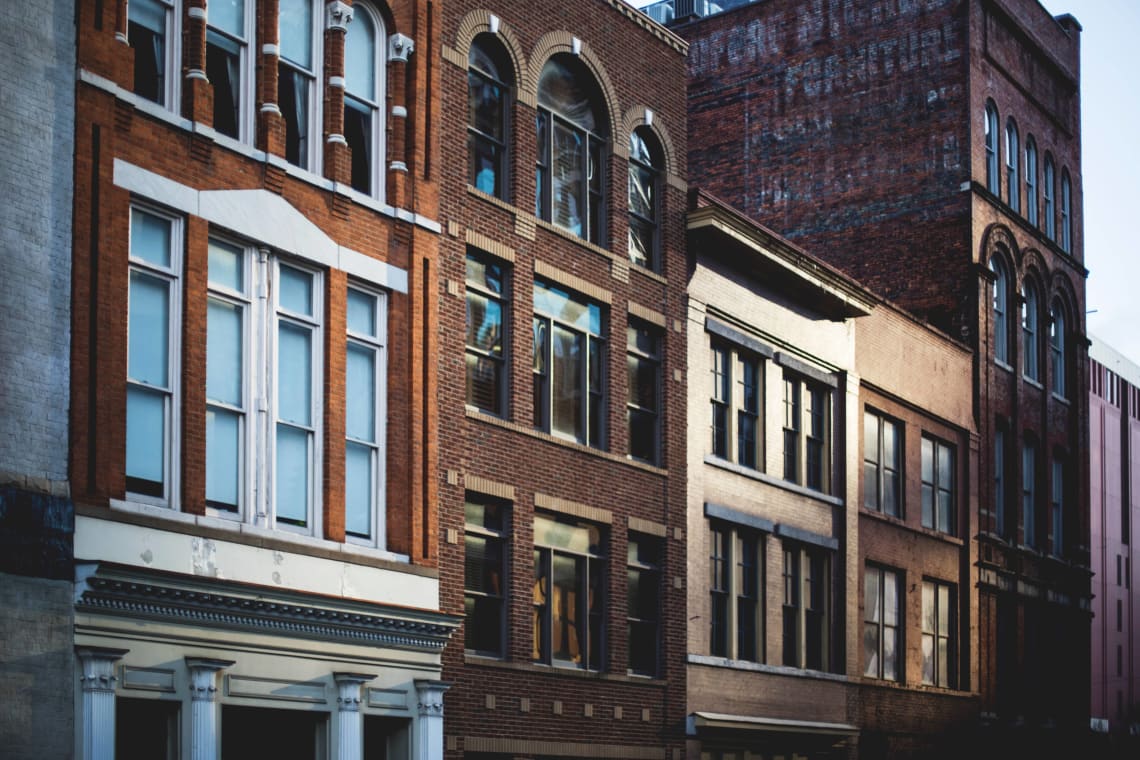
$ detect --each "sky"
[628,0,1140,363]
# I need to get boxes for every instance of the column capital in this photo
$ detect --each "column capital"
[325,0,354,32]
[185,657,235,703]
[413,680,452,718]
[76,646,129,693]
[333,672,375,713]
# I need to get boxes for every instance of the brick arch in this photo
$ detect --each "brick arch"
[522,32,619,138]
[981,223,1019,272]
[451,9,527,87]
[1048,269,1081,329]
[617,106,678,178]
[1019,248,1048,290]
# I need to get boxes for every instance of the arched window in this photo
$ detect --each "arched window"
[1051,302,1067,398]
[1022,280,1040,382]
[628,126,662,271]
[468,34,512,200]
[1005,118,1019,212]
[278,0,320,171]
[1061,169,1072,252]
[984,101,1000,195]
[1043,153,1056,240]
[344,3,385,197]
[992,256,1010,364]
[536,54,608,245]
[1025,136,1038,227]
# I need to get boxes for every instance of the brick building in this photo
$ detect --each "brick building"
[435,2,690,757]
[1089,336,1140,751]
[66,1,458,757]
[0,0,77,757]
[649,0,1092,754]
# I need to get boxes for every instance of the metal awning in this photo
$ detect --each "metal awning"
[689,712,859,751]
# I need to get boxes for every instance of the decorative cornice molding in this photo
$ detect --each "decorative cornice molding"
[76,576,458,652]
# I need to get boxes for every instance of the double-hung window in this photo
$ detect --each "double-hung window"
[863,566,900,681]
[628,127,661,270]
[627,533,661,676]
[126,208,182,504]
[345,286,386,545]
[278,0,319,171]
[465,496,508,657]
[1025,136,1038,226]
[1050,304,1067,398]
[1060,169,1072,252]
[535,55,607,245]
[921,580,955,688]
[205,238,249,513]
[344,3,384,197]
[128,0,176,107]
[1022,281,1040,382]
[627,319,661,464]
[532,280,605,447]
[1043,154,1056,239]
[533,513,605,670]
[1051,457,1065,557]
[863,412,901,517]
[710,344,760,469]
[466,252,507,416]
[984,101,1000,195]
[1022,441,1037,548]
[468,34,511,199]
[709,523,762,662]
[991,257,1010,364]
[203,244,326,535]
[1005,119,1020,212]
[783,373,828,491]
[206,0,251,141]
[783,543,829,671]
[921,436,955,534]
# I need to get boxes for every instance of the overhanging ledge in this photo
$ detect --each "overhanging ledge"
[688,711,859,739]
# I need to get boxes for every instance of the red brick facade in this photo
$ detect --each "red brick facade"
[435,2,689,757]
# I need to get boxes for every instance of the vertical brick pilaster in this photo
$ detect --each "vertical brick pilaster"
[181,217,209,517]
[258,0,286,158]
[324,269,348,543]
[386,53,409,209]
[183,1,212,124]
[323,3,351,184]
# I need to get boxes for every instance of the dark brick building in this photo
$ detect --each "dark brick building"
[435,2,690,757]
[656,0,1092,756]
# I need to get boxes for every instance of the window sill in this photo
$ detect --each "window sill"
[994,359,1014,374]
[464,653,666,686]
[97,499,418,572]
[704,456,843,508]
[1051,391,1070,405]
[687,653,848,683]
[78,67,442,234]
[1023,376,1044,390]
[860,508,965,547]
[858,676,977,699]
[465,186,668,285]
[466,407,669,476]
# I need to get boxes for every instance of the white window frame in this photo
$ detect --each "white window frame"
[205,0,256,144]
[127,0,181,109]
[344,283,388,548]
[343,2,387,200]
[126,205,183,508]
[269,257,324,536]
[277,0,322,172]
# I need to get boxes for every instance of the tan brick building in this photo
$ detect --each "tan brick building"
[434,2,690,758]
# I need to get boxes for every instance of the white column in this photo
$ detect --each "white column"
[76,646,129,760]
[333,672,375,760]
[185,657,235,760]
[413,680,451,760]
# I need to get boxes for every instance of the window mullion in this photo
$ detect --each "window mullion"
[253,248,271,526]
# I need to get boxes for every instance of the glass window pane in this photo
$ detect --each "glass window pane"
[551,121,584,236]
[206,407,240,508]
[129,270,170,387]
[278,0,312,68]
[629,164,654,217]
[938,444,953,485]
[275,423,309,524]
[208,0,244,36]
[938,586,951,635]
[344,9,375,98]
[277,322,312,426]
[883,628,897,681]
[551,326,583,439]
[865,571,880,622]
[884,572,898,626]
[346,342,376,443]
[921,438,933,481]
[126,386,165,486]
[208,240,243,291]
[551,553,583,663]
[347,289,376,337]
[864,413,878,464]
[863,623,879,677]
[207,298,243,405]
[922,583,934,632]
[279,265,313,316]
[466,292,503,353]
[471,73,504,138]
[938,638,950,686]
[131,209,172,267]
[921,634,934,684]
[345,441,373,537]
[129,0,166,35]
